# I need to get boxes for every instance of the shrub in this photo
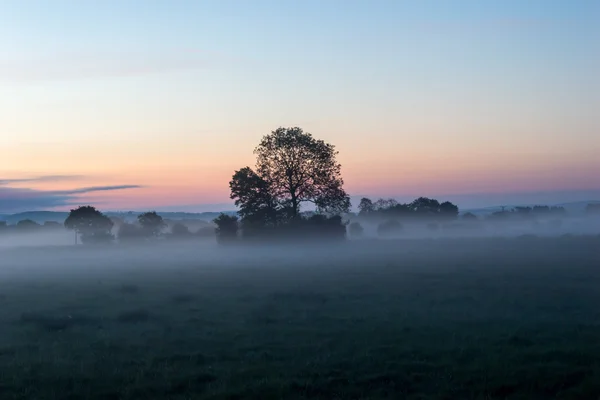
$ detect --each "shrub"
[348,222,364,238]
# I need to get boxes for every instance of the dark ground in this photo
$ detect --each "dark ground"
[1,236,600,399]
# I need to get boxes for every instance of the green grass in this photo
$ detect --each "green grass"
[1,236,600,399]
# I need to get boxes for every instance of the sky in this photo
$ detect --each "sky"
[1,0,599,213]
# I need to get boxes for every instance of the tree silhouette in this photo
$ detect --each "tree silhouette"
[439,201,459,219]
[64,206,114,244]
[16,219,40,232]
[358,198,375,216]
[374,198,399,211]
[251,127,350,218]
[213,214,239,244]
[409,197,441,216]
[229,167,279,228]
[357,196,459,221]
[137,211,166,238]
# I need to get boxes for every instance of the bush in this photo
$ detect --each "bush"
[348,222,364,238]
[377,219,403,237]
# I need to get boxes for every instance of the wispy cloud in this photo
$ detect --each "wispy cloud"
[0,175,85,185]
[0,184,142,213]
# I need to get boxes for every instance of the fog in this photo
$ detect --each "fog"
[1,219,600,398]
[1,214,600,253]
[355,215,600,239]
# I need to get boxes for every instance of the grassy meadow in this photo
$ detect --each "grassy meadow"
[1,236,600,399]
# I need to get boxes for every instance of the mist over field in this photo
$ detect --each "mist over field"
[2,235,600,399]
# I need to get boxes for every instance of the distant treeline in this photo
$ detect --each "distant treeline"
[0,208,215,244]
[0,220,63,233]
[2,199,599,245]
[356,197,459,219]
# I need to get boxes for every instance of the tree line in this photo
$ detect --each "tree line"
[2,127,599,244]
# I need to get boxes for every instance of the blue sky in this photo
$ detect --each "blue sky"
[0,0,598,212]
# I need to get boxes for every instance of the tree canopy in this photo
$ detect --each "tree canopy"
[64,206,114,244]
[248,127,350,218]
[137,211,166,237]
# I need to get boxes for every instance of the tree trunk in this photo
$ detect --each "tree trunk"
[291,194,298,219]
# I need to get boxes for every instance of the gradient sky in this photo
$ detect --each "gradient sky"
[1,0,599,212]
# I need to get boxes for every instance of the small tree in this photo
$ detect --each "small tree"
[213,214,239,244]
[64,206,114,244]
[138,211,166,238]
[439,201,459,219]
[358,198,375,216]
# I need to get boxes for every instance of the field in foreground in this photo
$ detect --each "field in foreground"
[1,237,600,399]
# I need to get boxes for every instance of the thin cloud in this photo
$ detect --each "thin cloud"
[56,185,142,195]
[0,184,142,213]
[0,175,86,185]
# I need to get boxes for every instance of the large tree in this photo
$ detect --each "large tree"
[242,126,350,219]
[64,206,114,244]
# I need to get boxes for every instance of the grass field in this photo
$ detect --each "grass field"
[1,236,600,399]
